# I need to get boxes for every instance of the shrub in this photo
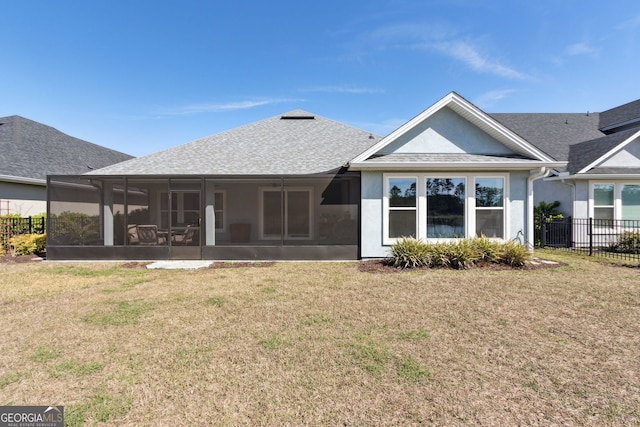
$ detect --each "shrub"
[470,236,501,263]
[500,240,530,267]
[610,231,640,254]
[8,233,47,255]
[445,240,477,270]
[388,237,430,268]
[388,237,530,269]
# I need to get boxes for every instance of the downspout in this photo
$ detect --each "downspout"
[527,167,550,251]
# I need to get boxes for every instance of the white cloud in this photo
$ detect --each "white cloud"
[435,41,527,80]
[159,98,302,116]
[361,23,527,80]
[300,85,383,94]
[615,14,640,30]
[474,89,517,109]
[566,42,596,56]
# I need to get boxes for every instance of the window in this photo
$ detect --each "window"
[593,184,614,225]
[426,178,465,238]
[260,188,313,239]
[383,173,508,243]
[387,177,417,238]
[214,190,225,231]
[621,184,640,220]
[475,177,504,238]
[591,182,640,223]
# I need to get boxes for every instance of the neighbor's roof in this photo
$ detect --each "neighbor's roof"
[490,113,604,162]
[88,110,383,176]
[599,98,640,133]
[566,127,640,174]
[0,115,133,182]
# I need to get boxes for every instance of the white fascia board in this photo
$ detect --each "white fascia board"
[349,161,563,171]
[349,92,555,164]
[0,174,47,186]
[577,129,640,174]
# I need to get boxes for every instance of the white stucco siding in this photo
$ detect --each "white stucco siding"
[379,108,516,156]
[360,171,386,258]
[360,170,532,258]
[599,140,640,168]
[533,180,574,218]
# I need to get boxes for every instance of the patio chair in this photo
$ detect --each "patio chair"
[172,225,198,245]
[136,225,165,245]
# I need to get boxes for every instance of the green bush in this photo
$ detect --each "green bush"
[610,231,640,254]
[8,233,47,255]
[499,240,530,267]
[388,237,430,268]
[470,236,501,263]
[445,240,477,270]
[388,237,530,269]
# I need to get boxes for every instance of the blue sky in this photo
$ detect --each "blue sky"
[2,0,639,156]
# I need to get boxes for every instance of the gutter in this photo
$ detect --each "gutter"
[0,174,47,186]
[527,167,550,251]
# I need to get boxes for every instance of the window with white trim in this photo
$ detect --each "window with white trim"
[260,187,313,239]
[475,177,504,238]
[383,173,508,243]
[387,177,417,238]
[426,177,465,238]
[591,182,640,223]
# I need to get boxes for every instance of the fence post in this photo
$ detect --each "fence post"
[540,215,546,248]
[588,217,593,256]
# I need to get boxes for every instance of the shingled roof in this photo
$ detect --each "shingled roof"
[490,113,604,161]
[0,115,133,182]
[599,99,640,133]
[88,110,382,176]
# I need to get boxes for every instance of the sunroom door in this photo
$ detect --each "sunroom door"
[169,183,201,259]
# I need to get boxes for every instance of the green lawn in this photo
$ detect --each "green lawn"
[0,251,638,426]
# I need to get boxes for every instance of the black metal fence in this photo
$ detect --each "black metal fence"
[1,216,46,252]
[535,216,640,262]
[1,216,47,235]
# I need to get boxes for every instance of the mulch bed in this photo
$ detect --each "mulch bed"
[358,258,563,273]
[0,255,44,263]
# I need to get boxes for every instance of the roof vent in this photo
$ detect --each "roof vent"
[280,115,315,120]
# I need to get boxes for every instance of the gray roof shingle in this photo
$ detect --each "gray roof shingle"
[490,113,603,161]
[599,99,640,132]
[88,110,383,176]
[0,115,133,181]
[566,128,640,174]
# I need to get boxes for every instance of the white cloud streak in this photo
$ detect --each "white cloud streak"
[566,42,596,56]
[300,85,384,94]
[362,23,527,80]
[159,98,303,116]
[474,89,517,109]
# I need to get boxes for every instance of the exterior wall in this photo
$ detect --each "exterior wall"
[533,179,574,218]
[360,171,385,258]
[380,107,515,156]
[599,140,640,167]
[573,180,590,218]
[360,169,531,258]
[0,181,47,215]
[509,170,527,242]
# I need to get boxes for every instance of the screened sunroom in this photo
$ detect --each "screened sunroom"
[47,172,361,260]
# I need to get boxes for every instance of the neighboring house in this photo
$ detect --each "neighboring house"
[46,93,563,260]
[492,98,640,222]
[0,115,133,215]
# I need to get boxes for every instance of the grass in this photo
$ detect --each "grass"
[0,252,638,425]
